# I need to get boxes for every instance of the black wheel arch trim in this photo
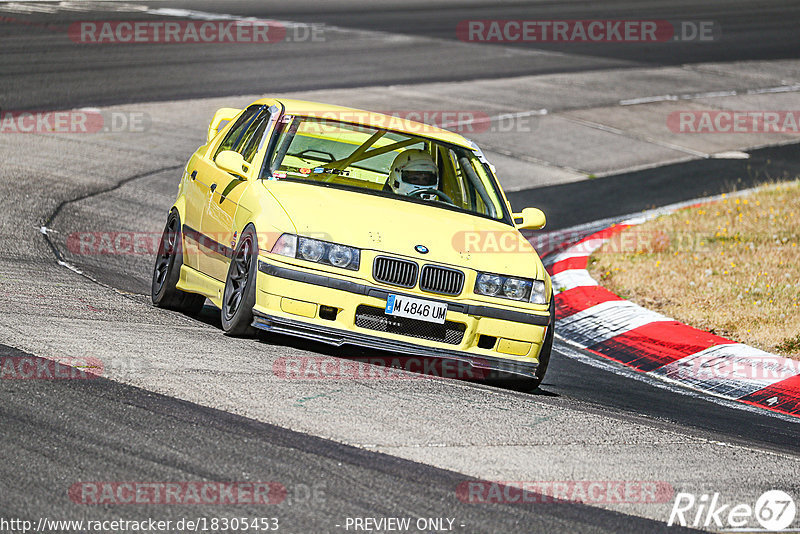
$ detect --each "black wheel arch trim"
[183,223,234,259]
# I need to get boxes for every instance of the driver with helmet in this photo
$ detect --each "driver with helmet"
[388,149,439,197]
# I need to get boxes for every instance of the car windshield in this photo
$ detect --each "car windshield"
[266,116,508,221]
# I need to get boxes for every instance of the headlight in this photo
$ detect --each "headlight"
[475,272,546,304]
[328,244,353,268]
[503,277,531,300]
[476,274,502,296]
[271,234,360,271]
[299,238,325,262]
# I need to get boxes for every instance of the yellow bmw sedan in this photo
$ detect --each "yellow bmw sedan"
[152,98,554,386]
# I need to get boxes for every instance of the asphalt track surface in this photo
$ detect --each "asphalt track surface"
[506,142,800,230]
[2,344,698,534]
[2,1,800,532]
[3,0,800,110]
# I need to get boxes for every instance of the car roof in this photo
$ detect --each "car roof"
[251,97,475,149]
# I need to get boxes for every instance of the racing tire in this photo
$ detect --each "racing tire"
[221,224,258,336]
[528,294,556,389]
[151,210,206,315]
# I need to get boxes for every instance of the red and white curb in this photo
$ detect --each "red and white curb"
[542,204,800,419]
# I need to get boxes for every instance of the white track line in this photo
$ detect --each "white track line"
[620,84,800,106]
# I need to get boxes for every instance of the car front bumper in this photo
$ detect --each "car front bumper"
[254,258,552,378]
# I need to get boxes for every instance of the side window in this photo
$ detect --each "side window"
[438,146,464,207]
[239,111,272,163]
[214,106,261,158]
[449,149,472,210]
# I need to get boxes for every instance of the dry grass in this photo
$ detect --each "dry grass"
[588,181,800,359]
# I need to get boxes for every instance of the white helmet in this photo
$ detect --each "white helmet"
[388,149,438,196]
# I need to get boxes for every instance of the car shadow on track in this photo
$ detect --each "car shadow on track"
[192,304,559,397]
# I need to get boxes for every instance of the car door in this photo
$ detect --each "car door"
[179,153,209,270]
[200,106,274,281]
[187,105,260,278]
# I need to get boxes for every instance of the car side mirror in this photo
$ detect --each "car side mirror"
[513,207,546,230]
[215,150,249,178]
[207,107,242,143]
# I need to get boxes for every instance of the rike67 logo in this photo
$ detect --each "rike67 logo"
[668,490,796,531]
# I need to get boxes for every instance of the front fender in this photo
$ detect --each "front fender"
[233,182,297,254]
[171,181,188,224]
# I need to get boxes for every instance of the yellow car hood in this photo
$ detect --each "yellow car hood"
[263,180,546,280]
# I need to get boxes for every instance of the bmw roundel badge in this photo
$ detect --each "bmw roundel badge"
[415,245,429,254]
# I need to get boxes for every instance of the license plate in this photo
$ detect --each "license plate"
[385,294,447,324]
